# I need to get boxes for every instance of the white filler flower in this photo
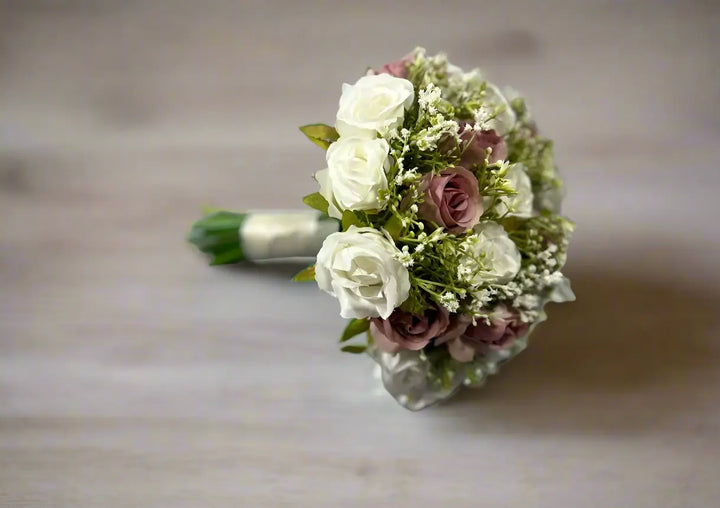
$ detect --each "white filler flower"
[462,221,521,285]
[478,82,516,136]
[315,137,390,219]
[336,73,415,138]
[315,226,411,319]
[493,163,534,218]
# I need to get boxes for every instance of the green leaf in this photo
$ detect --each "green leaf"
[399,287,430,315]
[299,123,339,150]
[339,318,370,343]
[200,204,225,215]
[209,247,245,266]
[341,210,363,231]
[302,192,329,214]
[340,345,367,354]
[292,264,316,282]
[187,211,246,265]
[383,215,403,240]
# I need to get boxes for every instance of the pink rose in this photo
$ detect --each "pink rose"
[435,306,529,362]
[418,166,482,234]
[371,305,450,353]
[376,54,414,79]
[458,124,507,168]
[460,305,529,352]
[435,314,474,363]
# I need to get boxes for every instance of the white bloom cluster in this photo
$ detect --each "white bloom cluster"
[470,287,497,310]
[394,167,420,186]
[414,118,459,152]
[393,244,414,268]
[440,292,460,313]
[513,293,540,310]
[418,83,442,115]
[413,83,461,153]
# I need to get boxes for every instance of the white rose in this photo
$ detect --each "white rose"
[479,82,516,136]
[315,137,390,219]
[535,182,564,214]
[315,226,411,319]
[336,73,415,138]
[462,221,521,285]
[490,163,534,218]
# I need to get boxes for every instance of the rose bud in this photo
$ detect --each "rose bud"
[375,53,415,79]
[460,305,529,352]
[458,123,507,168]
[371,305,450,353]
[418,166,482,234]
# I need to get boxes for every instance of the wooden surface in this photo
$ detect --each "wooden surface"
[2,1,720,506]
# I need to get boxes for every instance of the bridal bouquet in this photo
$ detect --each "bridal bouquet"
[189,48,574,410]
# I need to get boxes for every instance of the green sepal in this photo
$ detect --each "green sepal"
[399,287,430,315]
[383,215,403,240]
[187,210,246,265]
[292,264,316,282]
[339,318,370,343]
[200,204,224,215]
[299,123,340,150]
[340,345,367,354]
[302,192,329,214]
[341,210,364,231]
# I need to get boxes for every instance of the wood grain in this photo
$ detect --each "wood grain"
[1,1,720,506]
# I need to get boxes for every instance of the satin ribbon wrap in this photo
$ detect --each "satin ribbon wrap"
[368,338,527,411]
[239,211,339,261]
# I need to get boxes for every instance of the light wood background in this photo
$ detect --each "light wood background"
[2,1,720,506]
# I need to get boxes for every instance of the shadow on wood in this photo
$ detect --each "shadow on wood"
[432,266,720,434]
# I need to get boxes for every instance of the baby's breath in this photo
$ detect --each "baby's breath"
[439,292,460,312]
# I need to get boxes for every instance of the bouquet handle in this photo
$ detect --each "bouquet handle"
[188,210,340,264]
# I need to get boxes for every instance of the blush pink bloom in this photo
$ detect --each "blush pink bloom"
[371,305,450,353]
[435,313,474,363]
[461,305,529,353]
[458,124,508,167]
[418,166,482,234]
[376,54,414,79]
[436,307,529,362]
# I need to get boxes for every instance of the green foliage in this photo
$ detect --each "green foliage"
[383,214,404,240]
[508,214,574,267]
[339,320,371,355]
[341,209,366,231]
[187,210,246,265]
[340,345,367,354]
[423,346,463,390]
[406,50,452,93]
[506,123,563,214]
[399,285,430,315]
[509,97,530,123]
[299,124,340,150]
[302,192,329,214]
[339,318,370,343]
[292,264,316,282]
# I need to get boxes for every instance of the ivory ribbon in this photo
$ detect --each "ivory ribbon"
[240,211,339,261]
